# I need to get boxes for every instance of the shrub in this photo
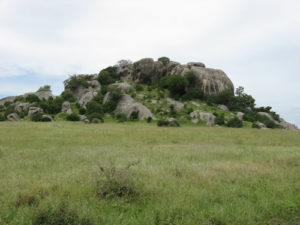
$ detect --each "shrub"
[25,94,40,103]
[61,91,75,102]
[215,113,225,126]
[159,75,189,99]
[135,83,144,92]
[63,75,91,90]
[79,107,86,115]
[13,96,25,103]
[87,112,103,122]
[97,66,118,85]
[103,101,118,113]
[183,88,204,100]
[40,97,64,115]
[116,113,127,123]
[257,114,276,128]
[231,86,255,111]
[66,113,80,121]
[252,123,260,129]
[129,110,139,121]
[31,113,43,122]
[103,87,122,113]
[86,101,103,115]
[37,85,51,92]
[243,111,257,122]
[215,89,234,106]
[4,105,15,118]
[146,117,152,123]
[0,113,6,121]
[184,71,198,88]
[169,104,177,117]
[96,162,139,199]
[157,119,169,127]
[227,117,242,128]
[158,57,170,65]
[33,202,93,225]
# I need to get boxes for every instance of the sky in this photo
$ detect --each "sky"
[0,0,299,126]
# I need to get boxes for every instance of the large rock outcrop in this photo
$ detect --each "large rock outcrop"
[66,77,101,107]
[114,94,155,120]
[116,58,234,96]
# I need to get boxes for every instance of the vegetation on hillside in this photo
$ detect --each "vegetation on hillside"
[0,57,288,129]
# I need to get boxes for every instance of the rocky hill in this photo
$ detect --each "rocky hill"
[0,57,298,130]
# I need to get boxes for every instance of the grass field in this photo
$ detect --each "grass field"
[0,121,299,225]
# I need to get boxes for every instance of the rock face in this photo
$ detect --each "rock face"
[61,101,72,114]
[28,107,43,117]
[218,105,229,111]
[237,112,244,120]
[114,94,155,120]
[15,102,30,113]
[109,82,133,92]
[190,110,216,126]
[116,58,234,96]
[67,79,101,107]
[258,112,298,130]
[34,90,54,100]
[132,58,165,84]
[7,113,20,121]
[166,97,184,110]
[168,64,234,95]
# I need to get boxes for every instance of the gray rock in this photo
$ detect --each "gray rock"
[15,102,30,113]
[258,112,274,121]
[279,118,298,130]
[61,101,72,114]
[103,92,112,104]
[114,94,155,120]
[168,63,234,95]
[0,96,16,106]
[190,110,216,126]
[132,58,165,84]
[79,115,87,121]
[192,119,199,124]
[218,104,229,111]
[190,101,202,107]
[257,122,268,130]
[236,112,244,120]
[137,94,145,99]
[167,118,180,127]
[91,118,102,123]
[35,90,54,100]
[7,113,20,121]
[187,62,205,68]
[166,97,184,110]
[109,82,133,92]
[28,107,43,117]
[79,91,96,107]
[67,79,100,102]
[258,112,298,130]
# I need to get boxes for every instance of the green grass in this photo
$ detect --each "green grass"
[0,122,299,224]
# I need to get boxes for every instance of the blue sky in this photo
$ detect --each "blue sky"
[0,0,299,126]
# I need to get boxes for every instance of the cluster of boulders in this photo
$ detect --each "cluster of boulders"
[0,57,298,130]
[117,58,234,95]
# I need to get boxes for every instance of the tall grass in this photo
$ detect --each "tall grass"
[0,121,299,224]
